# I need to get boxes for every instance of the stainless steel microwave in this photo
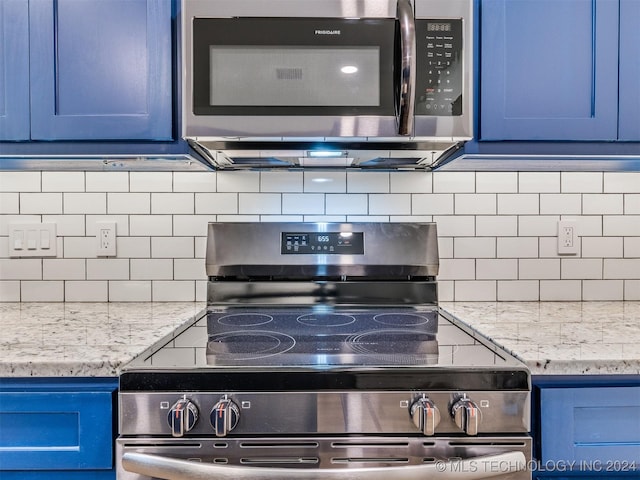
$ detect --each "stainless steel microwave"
[181,0,474,169]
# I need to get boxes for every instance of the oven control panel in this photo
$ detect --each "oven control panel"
[281,232,364,255]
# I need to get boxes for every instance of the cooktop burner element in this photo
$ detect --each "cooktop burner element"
[297,313,356,327]
[207,331,296,360]
[373,312,431,326]
[217,313,273,327]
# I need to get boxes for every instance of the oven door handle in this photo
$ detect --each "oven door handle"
[396,0,416,136]
[122,451,526,480]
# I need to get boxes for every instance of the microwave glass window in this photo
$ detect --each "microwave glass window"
[209,47,380,107]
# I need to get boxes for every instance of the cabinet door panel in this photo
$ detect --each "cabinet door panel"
[540,386,640,466]
[0,0,30,141]
[619,0,640,140]
[481,0,619,141]
[29,0,172,140]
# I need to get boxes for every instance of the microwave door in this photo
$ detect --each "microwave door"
[397,0,416,136]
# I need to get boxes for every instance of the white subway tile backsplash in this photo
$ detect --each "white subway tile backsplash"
[130,172,172,192]
[583,280,624,300]
[455,194,496,215]
[476,216,518,237]
[326,194,367,215]
[260,171,303,193]
[174,259,206,280]
[433,215,475,237]
[21,193,63,214]
[625,194,640,214]
[561,172,602,193]
[347,172,389,193]
[173,215,216,236]
[86,259,129,280]
[625,280,640,300]
[152,237,194,258]
[412,194,454,215]
[604,172,640,193]
[454,237,495,258]
[561,258,603,279]
[43,259,86,280]
[583,194,624,215]
[518,215,559,236]
[173,172,217,192]
[239,193,281,214]
[497,237,538,258]
[582,237,623,258]
[63,193,105,214]
[0,259,42,280]
[454,281,496,301]
[438,258,475,280]
[282,194,324,215]
[217,171,260,192]
[0,172,40,192]
[390,172,432,193]
[130,215,173,236]
[433,172,475,193]
[476,259,518,279]
[151,193,194,214]
[116,237,151,258]
[539,280,581,301]
[624,238,640,258]
[476,172,518,193]
[86,172,129,192]
[519,172,560,193]
[369,194,411,215]
[131,259,173,280]
[109,281,152,302]
[497,194,539,215]
[42,172,84,192]
[304,172,346,193]
[195,193,238,214]
[65,281,108,302]
[603,216,640,236]
[540,194,581,215]
[519,259,560,279]
[0,193,19,214]
[152,281,195,301]
[108,193,150,214]
[0,281,20,301]
[604,259,640,279]
[21,281,64,302]
[497,281,539,301]
[4,168,640,303]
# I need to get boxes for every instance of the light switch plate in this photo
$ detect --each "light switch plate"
[8,222,57,257]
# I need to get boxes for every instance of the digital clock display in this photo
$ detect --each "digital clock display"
[427,22,452,32]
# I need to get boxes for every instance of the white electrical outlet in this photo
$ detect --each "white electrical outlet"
[558,220,578,255]
[96,221,117,257]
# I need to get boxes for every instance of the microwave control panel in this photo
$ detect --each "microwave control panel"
[415,19,464,116]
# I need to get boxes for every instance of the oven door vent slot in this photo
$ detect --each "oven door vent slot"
[423,457,437,463]
[213,442,228,448]
[239,442,319,449]
[240,457,319,464]
[448,441,528,447]
[332,457,410,464]
[213,458,228,464]
[331,442,409,448]
[122,442,203,449]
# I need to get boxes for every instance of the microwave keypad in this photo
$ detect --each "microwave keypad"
[416,19,463,116]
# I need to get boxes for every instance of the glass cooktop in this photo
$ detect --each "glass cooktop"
[124,306,522,371]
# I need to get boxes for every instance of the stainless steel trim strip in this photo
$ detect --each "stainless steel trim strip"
[123,451,527,480]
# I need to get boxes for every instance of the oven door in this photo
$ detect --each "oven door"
[118,436,532,480]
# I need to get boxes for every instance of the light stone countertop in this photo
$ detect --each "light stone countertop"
[1,302,639,377]
[440,301,640,375]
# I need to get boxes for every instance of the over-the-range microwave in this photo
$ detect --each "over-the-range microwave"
[181,0,474,170]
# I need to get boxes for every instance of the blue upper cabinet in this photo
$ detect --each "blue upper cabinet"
[480,0,621,141]
[0,0,30,141]
[1,0,172,142]
[619,0,640,141]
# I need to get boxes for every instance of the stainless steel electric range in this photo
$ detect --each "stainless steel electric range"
[117,222,531,480]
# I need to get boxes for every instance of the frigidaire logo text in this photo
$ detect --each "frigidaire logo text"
[315,29,341,35]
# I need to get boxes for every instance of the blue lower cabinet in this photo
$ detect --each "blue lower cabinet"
[0,378,117,479]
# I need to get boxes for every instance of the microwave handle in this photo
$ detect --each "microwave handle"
[122,451,526,480]
[396,0,416,136]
